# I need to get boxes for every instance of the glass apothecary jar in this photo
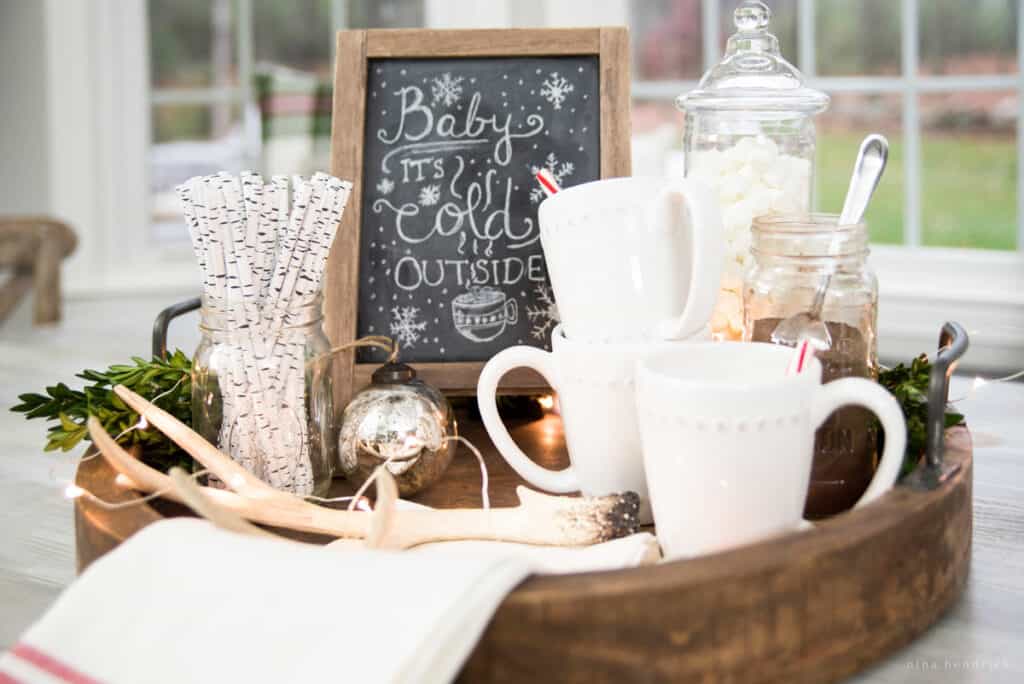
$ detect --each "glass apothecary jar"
[192,294,336,497]
[677,0,829,341]
[743,214,879,518]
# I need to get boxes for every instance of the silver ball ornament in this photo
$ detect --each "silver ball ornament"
[338,362,455,496]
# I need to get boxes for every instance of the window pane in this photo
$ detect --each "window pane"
[149,0,237,88]
[632,100,685,177]
[251,0,424,77]
[631,0,704,81]
[347,0,424,28]
[253,0,333,77]
[921,92,1017,250]
[816,93,904,245]
[919,0,1017,75]
[150,103,248,243]
[720,0,797,67]
[816,0,900,76]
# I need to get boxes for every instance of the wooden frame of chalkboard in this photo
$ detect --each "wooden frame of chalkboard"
[326,27,631,402]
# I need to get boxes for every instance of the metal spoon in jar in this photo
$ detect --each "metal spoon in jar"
[770,134,889,350]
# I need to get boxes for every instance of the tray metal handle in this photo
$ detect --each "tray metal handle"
[905,321,969,490]
[152,297,201,359]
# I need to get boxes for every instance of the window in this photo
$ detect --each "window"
[630,0,1021,252]
[147,0,423,243]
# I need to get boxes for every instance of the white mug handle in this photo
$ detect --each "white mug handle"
[810,377,907,510]
[656,177,725,340]
[476,346,579,493]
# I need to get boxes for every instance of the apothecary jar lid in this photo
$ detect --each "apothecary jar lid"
[677,1,829,114]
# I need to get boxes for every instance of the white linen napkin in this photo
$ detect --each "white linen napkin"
[0,519,658,684]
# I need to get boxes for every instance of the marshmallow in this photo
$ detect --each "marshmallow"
[688,137,812,340]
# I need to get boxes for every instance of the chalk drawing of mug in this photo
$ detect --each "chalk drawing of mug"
[452,287,518,343]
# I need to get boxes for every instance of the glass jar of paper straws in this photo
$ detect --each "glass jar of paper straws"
[177,171,352,496]
[192,293,336,497]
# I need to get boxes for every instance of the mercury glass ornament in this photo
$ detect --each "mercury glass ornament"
[338,361,456,496]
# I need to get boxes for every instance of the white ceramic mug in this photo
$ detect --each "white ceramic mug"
[477,324,711,522]
[538,176,723,342]
[635,343,906,560]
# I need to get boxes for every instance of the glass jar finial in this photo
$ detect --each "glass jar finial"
[735,1,771,33]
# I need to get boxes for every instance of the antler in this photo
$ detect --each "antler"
[90,388,641,548]
[88,417,369,539]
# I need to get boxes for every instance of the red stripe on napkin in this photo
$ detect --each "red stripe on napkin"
[0,669,25,684]
[11,644,103,684]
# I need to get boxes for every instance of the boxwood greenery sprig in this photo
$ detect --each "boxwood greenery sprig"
[877,354,964,478]
[11,350,195,472]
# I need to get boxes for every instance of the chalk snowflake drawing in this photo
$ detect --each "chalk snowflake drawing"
[431,73,464,107]
[526,283,560,341]
[390,306,428,347]
[529,153,576,204]
[418,184,441,206]
[539,72,574,110]
[376,177,395,196]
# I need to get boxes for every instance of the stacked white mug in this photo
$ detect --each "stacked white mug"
[477,177,724,523]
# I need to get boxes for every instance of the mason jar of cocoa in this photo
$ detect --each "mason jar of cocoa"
[743,213,879,518]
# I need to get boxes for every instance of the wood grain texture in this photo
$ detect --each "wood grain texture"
[74,447,162,573]
[75,417,972,683]
[325,30,367,409]
[365,28,601,57]
[324,28,632,400]
[599,27,632,178]
[353,362,548,396]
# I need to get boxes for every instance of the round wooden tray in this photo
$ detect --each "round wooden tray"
[75,411,972,683]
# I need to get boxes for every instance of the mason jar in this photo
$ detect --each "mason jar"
[678,0,829,340]
[743,214,879,518]
[192,294,336,496]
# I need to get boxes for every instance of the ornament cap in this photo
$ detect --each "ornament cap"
[371,361,417,385]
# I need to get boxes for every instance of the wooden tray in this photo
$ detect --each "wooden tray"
[74,410,972,684]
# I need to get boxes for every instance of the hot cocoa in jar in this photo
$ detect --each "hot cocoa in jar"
[744,214,879,518]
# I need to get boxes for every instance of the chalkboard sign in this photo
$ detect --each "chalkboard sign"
[326,28,631,399]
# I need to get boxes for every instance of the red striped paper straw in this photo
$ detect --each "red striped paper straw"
[536,168,560,197]
[786,339,815,376]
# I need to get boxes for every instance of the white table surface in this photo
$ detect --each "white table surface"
[1,295,1021,681]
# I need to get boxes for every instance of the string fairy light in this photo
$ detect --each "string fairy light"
[60,374,186,471]
[343,434,492,512]
[950,368,1024,403]
[63,469,212,511]
[447,435,490,510]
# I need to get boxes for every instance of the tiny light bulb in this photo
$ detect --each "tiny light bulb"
[972,376,988,391]
[64,484,85,499]
[355,497,373,512]
[114,473,133,488]
[537,394,555,410]
[230,474,246,489]
[137,416,149,430]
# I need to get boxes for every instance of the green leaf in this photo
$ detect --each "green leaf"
[14,353,196,472]
[60,427,87,451]
[58,412,82,432]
